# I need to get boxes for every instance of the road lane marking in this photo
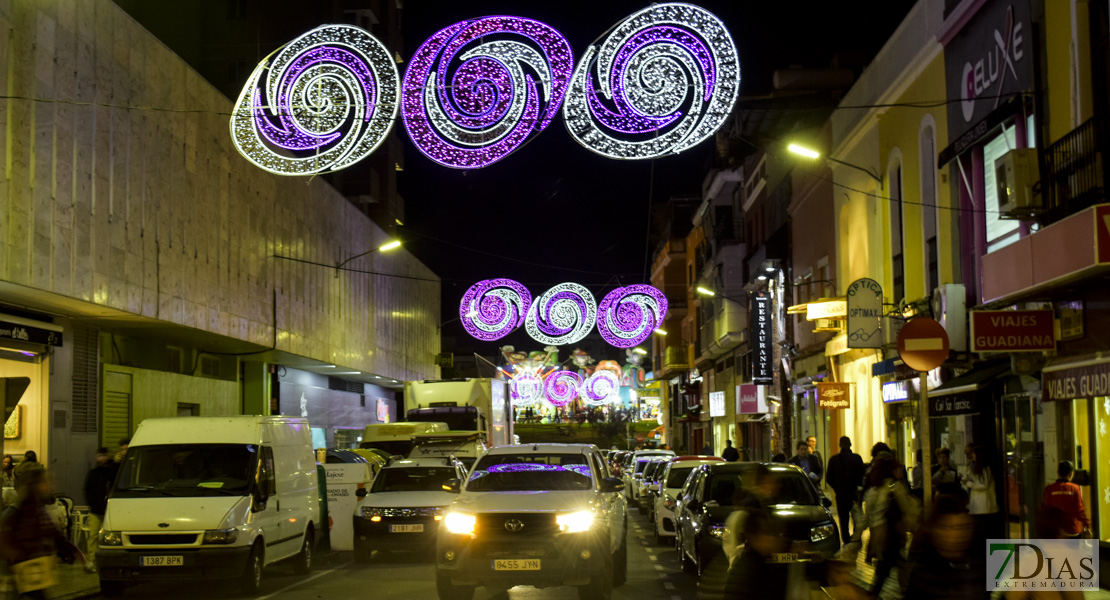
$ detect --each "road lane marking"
[653,564,664,571]
[663,582,675,590]
[648,555,658,561]
[256,561,352,600]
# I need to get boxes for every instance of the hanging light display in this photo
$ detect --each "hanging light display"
[459,278,532,341]
[562,3,739,160]
[401,17,574,169]
[579,370,620,406]
[525,283,597,346]
[230,25,400,175]
[543,370,582,407]
[597,285,669,348]
[510,371,545,406]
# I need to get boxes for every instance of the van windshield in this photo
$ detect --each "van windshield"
[112,444,256,498]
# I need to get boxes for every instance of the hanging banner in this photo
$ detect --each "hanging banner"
[816,382,850,409]
[846,278,882,348]
[751,292,773,384]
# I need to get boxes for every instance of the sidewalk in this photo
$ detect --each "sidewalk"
[0,561,99,600]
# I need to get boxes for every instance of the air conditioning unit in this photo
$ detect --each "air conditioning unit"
[994,148,1041,217]
[882,316,904,347]
[931,283,967,352]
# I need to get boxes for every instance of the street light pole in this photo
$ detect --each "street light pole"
[787,143,882,184]
[334,240,402,277]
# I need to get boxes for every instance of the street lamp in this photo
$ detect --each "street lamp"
[335,240,402,276]
[788,143,882,183]
[695,286,745,306]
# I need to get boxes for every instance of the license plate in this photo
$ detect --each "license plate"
[493,559,541,571]
[767,553,799,563]
[390,524,424,533]
[140,556,183,567]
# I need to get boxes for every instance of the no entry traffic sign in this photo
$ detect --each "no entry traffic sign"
[897,318,950,372]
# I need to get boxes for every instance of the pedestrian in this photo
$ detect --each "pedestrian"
[901,491,980,600]
[12,451,39,483]
[700,441,713,456]
[863,455,920,596]
[771,453,787,463]
[931,447,960,496]
[721,440,740,462]
[1039,461,1090,538]
[82,447,117,573]
[960,444,1000,542]
[114,438,130,464]
[1,455,14,488]
[722,509,789,600]
[806,435,822,468]
[0,463,83,599]
[725,465,783,562]
[788,441,822,484]
[825,436,865,546]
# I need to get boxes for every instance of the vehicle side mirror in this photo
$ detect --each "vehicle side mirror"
[600,477,624,493]
[821,496,832,508]
[443,478,462,494]
[356,488,367,498]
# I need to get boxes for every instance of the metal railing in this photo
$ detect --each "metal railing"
[1042,118,1105,223]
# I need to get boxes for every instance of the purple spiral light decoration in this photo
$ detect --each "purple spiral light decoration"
[597,285,668,348]
[563,3,739,160]
[580,370,620,407]
[230,25,400,175]
[543,370,582,408]
[525,283,597,346]
[460,278,532,341]
[401,16,574,169]
[510,372,544,406]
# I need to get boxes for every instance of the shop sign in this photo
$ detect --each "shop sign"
[970,310,1055,352]
[0,319,62,347]
[1057,301,1084,341]
[737,384,768,414]
[806,298,847,321]
[847,278,883,348]
[897,318,949,372]
[708,391,726,417]
[881,380,917,403]
[816,382,850,409]
[751,292,773,384]
[824,332,849,357]
[1042,362,1110,401]
[930,393,980,417]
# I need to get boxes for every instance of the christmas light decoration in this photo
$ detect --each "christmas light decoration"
[460,278,532,341]
[597,285,669,348]
[510,372,544,406]
[525,283,597,346]
[563,3,739,160]
[543,370,582,407]
[580,370,620,406]
[230,25,400,175]
[402,17,574,169]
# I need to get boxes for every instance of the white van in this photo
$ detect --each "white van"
[359,421,449,457]
[96,416,320,597]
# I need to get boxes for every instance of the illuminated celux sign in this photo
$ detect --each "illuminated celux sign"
[231,3,740,174]
[460,279,667,348]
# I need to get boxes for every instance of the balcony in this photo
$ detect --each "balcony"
[1042,118,1105,225]
[662,346,691,371]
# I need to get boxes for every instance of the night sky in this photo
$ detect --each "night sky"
[395,1,913,361]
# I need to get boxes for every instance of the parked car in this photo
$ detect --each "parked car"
[633,458,668,513]
[353,457,469,562]
[622,449,675,503]
[652,456,723,545]
[435,443,627,600]
[673,462,839,577]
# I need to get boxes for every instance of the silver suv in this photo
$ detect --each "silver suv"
[435,443,628,600]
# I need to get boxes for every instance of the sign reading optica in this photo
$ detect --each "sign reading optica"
[846,278,882,349]
[970,310,1055,353]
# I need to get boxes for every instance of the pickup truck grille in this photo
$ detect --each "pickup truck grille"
[380,507,438,518]
[476,513,556,537]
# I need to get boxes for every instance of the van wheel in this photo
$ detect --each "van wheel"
[100,579,125,597]
[435,571,474,600]
[240,543,264,596]
[292,529,313,574]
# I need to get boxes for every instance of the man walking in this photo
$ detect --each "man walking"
[788,442,822,484]
[721,440,740,462]
[825,436,864,545]
[83,447,117,572]
[1041,461,1090,538]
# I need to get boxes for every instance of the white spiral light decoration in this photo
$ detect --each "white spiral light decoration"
[597,285,669,348]
[459,278,532,341]
[563,3,740,159]
[543,370,582,408]
[580,370,620,406]
[525,283,597,346]
[510,372,544,406]
[230,25,400,175]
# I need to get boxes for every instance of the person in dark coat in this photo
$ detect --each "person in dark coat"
[83,447,117,572]
[901,491,980,600]
[825,436,865,545]
[0,463,83,599]
[721,440,740,462]
[723,509,788,600]
[788,441,822,484]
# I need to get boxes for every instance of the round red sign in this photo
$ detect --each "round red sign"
[897,317,950,372]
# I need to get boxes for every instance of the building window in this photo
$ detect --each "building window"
[889,163,904,302]
[921,122,939,293]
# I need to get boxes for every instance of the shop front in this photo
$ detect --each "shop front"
[737,383,771,461]
[0,310,62,483]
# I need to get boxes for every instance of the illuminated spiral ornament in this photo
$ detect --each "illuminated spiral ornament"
[525,283,597,346]
[543,370,582,408]
[230,25,400,175]
[510,372,544,406]
[459,279,532,341]
[563,3,740,160]
[401,17,575,169]
[596,285,669,348]
[580,370,620,406]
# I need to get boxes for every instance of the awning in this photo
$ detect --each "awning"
[927,362,1010,418]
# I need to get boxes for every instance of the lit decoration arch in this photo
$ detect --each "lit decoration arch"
[525,283,597,346]
[543,370,582,407]
[579,370,621,406]
[597,285,669,348]
[562,3,740,159]
[230,25,400,175]
[510,372,545,406]
[401,17,575,169]
[460,279,533,341]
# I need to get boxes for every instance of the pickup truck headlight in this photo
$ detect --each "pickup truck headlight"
[663,495,676,511]
[361,507,383,522]
[709,524,727,539]
[444,512,476,535]
[810,522,836,543]
[556,510,594,533]
[203,529,239,544]
[99,530,123,546]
